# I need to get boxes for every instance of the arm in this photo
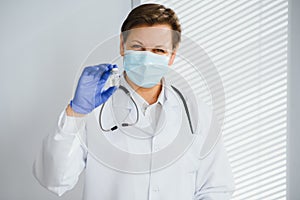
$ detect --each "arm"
[32,64,117,196]
[193,101,235,199]
[33,105,87,196]
[194,135,235,199]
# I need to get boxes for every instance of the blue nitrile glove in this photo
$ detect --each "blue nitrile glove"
[70,64,117,114]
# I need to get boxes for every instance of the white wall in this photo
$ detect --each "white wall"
[288,0,300,199]
[0,0,131,199]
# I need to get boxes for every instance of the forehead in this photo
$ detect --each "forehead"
[125,25,173,47]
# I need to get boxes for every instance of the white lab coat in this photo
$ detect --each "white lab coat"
[33,75,235,200]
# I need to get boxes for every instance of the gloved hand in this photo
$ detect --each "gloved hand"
[70,64,117,114]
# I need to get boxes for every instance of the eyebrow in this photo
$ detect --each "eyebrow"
[131,40,168,49]
[131,40,144,45]
[154,45,168,49]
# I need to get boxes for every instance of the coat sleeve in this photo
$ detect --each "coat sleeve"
[193,102,235,199]
[193,135,235,199]
[33,109,87,196]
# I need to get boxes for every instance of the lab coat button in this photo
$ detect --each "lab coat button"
[154,144,160,151]
[152,185,160,192]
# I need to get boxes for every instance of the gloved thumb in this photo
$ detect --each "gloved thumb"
[95,86,117,107]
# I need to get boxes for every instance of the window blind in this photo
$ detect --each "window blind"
[140,0,288,199]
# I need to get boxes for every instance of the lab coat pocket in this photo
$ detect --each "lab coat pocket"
[181,150,200,196]
[187,168,197,197]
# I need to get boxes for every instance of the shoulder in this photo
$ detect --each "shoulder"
[165,82,222,157]
[165,83,213,135]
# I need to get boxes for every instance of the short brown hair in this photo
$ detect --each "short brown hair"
[121,3,181,50]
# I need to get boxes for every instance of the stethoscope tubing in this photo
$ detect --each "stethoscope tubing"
[99,84,194,134]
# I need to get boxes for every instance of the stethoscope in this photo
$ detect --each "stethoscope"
[99,85,194,134]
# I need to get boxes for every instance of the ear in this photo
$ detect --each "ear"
[168,50,177,66]
[120,34,124,56]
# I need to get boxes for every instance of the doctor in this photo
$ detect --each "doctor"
[33,3,235,200]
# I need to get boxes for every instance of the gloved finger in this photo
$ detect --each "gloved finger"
[99,63,117,84]
[102,64,118,80]
[91,64,114,81]
[82,66,94,75]
[89,64,110,77]
[82,65,103,76]
[98,63,113,72]
[96,70,111,88]
[80,66,104,83]
[96,86,117,105]
[101,68,112,81]
[107,64,114,70]
[95,64,116,95]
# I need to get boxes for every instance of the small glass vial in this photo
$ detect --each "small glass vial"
[109,68,120,87]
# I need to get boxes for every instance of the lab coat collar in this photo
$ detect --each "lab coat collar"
[120,72,167,107]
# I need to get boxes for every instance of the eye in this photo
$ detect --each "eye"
[153,48,167,55]
[131,44,143,50]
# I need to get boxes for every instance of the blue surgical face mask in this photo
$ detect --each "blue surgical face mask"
[123,50,170,88]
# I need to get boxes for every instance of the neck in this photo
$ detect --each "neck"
[125,73,162,105]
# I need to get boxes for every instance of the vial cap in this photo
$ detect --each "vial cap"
[111,68,119,72]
